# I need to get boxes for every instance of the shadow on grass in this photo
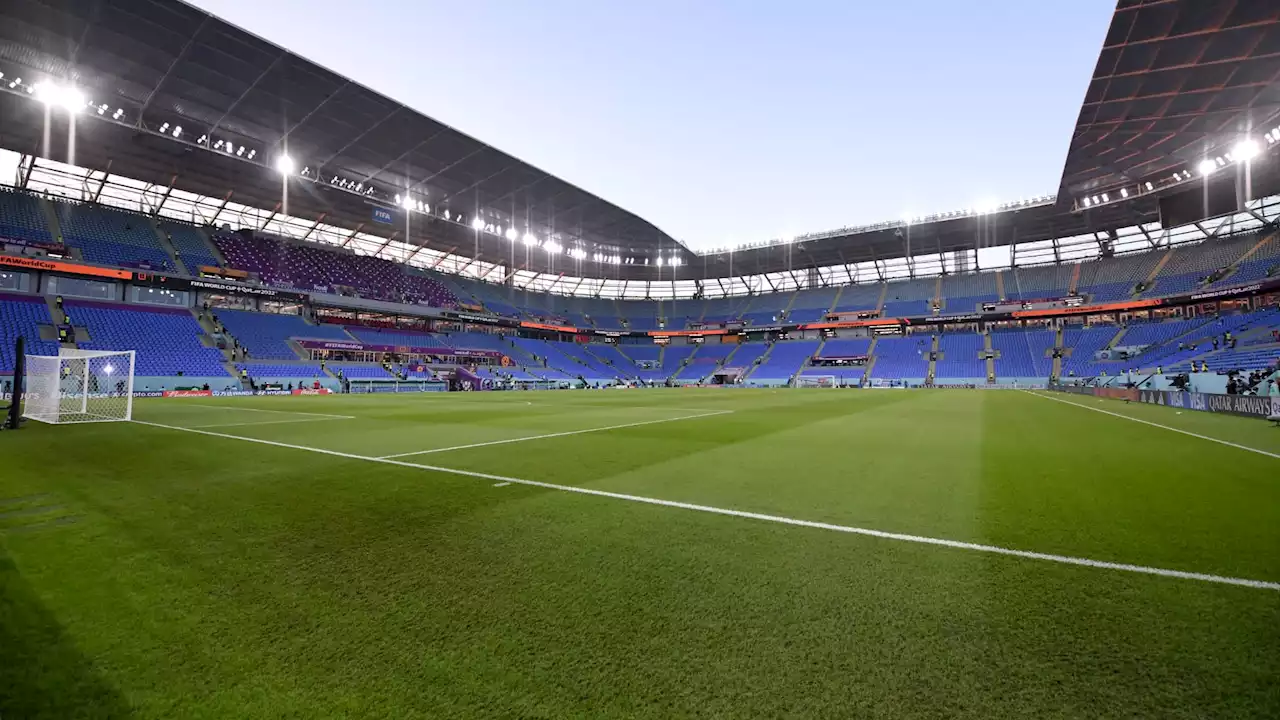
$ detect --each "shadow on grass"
[0,548,133,719]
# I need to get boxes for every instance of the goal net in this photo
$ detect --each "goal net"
[796,374,838,388]
[23,349,135,424]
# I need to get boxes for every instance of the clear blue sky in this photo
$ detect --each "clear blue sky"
[190,0,1115,251]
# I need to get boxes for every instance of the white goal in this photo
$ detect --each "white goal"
[796,374,838,388]
[23,349,135,424]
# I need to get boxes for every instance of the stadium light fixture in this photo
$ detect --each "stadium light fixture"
[34,82,85,113]
[1145,182,1153,191]
[544,241,562,254]
[400,194,414,211]
[504,228,517,241]
[1101,193,1109,203]
[470,217,485,231]
[172,126,182,138]
[1082,197,1091,207]
[1198,159,1217,177]
[1233,138,1260,162]
[1120,188,1128,198]
[247,149,256,160]
[522,232,538,246]
[275,154,295,175]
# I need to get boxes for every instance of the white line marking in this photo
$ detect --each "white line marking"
[377,409,734,459]
[131,418,1280,592]
[187,417,353,429]
[1022,391,1280,460]
[493,482,511,487]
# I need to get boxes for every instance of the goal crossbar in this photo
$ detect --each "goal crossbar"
[22,349,136,425]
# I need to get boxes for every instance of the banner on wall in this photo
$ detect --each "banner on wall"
[162,389,213,398]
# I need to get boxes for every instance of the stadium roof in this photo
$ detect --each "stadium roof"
[0,0,686,267]
[0,0,1278,284]
[1059,0,1280,201]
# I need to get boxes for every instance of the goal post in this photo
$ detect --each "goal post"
[796,374,838,388]
[23,349,135,424]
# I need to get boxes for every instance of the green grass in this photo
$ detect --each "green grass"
[2,388,1278,718]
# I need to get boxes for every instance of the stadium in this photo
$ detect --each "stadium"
[0,0,1278,716]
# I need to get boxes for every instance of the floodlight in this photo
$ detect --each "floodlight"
[1145,182,1153,191]
[400,194,414,210]
[172,126,182,138]
[275,155,295,175]
[471,217,485,230]
[544,241,561,254]
[34,83,85,113]
[1233,138,1260,162]
[655,257,664,266]
[1082,197,1091,207]
[505,228,517,241]
[523,232,538,246]
[103,365,114,375]
[1198,159,1217,176]
[1101,193,1109,202]
[1120,188,1128,198]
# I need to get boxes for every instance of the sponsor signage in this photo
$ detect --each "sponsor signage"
[372,207,395,224]
[0,253,133,279]
[1086,386,1278,418]
[1,236,68,254]
[291,388,332,395]
[162,389,213,398]
[294,339,503,358]
[186,277,307,301]
[198,265,249,279]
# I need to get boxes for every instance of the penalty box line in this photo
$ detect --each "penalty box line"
[1021,390,1280,460]
[131,418,1280,593]
[378,409,735,459]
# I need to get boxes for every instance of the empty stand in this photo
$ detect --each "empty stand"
[215,309,352,360]
[0,294,58,372]
[67,301,228,377]
[56,202,173,270]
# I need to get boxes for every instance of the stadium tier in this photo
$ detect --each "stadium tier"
[0,294,59,371]
[934,332,988,379]
[236,363,326,381]
[0,189,54,244]
[211,232,456,306]
[65,300,229,377]
[868,335,931,380]
[56,202,175,270]
[749,340,819,381]
[991,328,1054,379]
[159,222,222,272]
[343,327,449,349]
[215,309,353,360]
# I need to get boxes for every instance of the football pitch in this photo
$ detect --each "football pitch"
[2,388,1278,718]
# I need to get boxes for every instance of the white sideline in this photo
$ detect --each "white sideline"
[1022,391,1280,460]
[131,418,1280,592]
[378,409,735,458]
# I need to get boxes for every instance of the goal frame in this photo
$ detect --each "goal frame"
[22,349,136,425]
[796,374,839,388]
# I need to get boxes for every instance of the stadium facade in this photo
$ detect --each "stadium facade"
[0,0,1276,394]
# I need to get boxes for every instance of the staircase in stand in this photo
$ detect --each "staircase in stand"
[1068,264,1082,294]
[861,336,879,385]
[927,334,939,383]
[874,283,888,313]
[1136,249,1174,296]
[1106,325,1128,349]
[983,331,996,383]
[150,219,189,275]
[994,270,1005,300]
[1051,325,1064,380]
